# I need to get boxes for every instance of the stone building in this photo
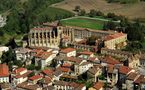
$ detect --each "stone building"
[104,32,127,49]
[28,22,116,49]
[28,26,62,49]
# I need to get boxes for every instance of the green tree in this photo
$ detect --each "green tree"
[89,9,96,17]
[74,6,80,12]
[78,9,86,16]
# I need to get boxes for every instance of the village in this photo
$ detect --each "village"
[0,20,145,90]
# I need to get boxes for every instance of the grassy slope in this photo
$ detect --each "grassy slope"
[61,17,111,30]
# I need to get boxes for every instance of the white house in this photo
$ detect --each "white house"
[35,51,57,69]
[12,68,32,85]
[0,64,9,83]
[60,48,76,57]
[14,47,31,61]
[78,51,94,59]
[75,60,93,75]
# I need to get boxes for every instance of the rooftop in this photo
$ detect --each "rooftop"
[105,32,126,41]
[14,68,27,74]
[29,75,42,81]
[60,48,76,54]
[93,82,104,90]
[100,56,121,65]
[0,64,9,77]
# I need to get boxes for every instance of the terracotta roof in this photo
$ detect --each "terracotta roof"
[42,69,54,76]
[43,77,52,84]
[79,51,93,56]
[14,68,26,74]
[35,51,52,60]
[101,56,121,65]
[58,67,71,72]
[88,65,102,75]
[17,82,40,90]
[0,64,9,77]
[66,57,82,64]
[93,82,104,90]
[119,66,132,75]
[54,81,69,86]
[29,75,42,81]
[15,71,32,79]
[127,72,138,81]
[134,75,144,84]
[107,64,115,73]
[105,32,126,41]
[88,57,98,61]
[60,48,76,54]
[80,61,91,66]
[62,63,71,68]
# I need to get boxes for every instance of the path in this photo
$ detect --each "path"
[61,16,120,23]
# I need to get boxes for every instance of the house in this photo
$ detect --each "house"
[78,51,94,59]
[118,66,134,87]
[89,82,104,90]
[34,51,57,69]
[29,75,43,84]
[106,64,119,86]
[74,60,93,75]
[0,64,9,83]
[53,69,63,81]
[134,75,144,90]
[53,81,86,90]
[100,56,122,65]
[87,65,102,82]
[41,77,53,87]
[126,72,140,90]
[41,68,54,77]
[88,57,100,64]
[14,47,31,61]
[17,82,42,90]
[12,67,32,85]
[57,65,72,74]
[139,54,145,67]
[60,48,76,57]
[104,32,127,49]
[128,54,140,68]
[101,48,132,59]
[0,83,11,90]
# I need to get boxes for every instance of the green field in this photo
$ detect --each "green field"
[61,17,107,30]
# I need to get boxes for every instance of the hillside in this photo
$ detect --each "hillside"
[0,0,74,45]
[51,0,145,19]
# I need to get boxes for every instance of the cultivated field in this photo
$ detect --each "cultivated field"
[51,0,145,19]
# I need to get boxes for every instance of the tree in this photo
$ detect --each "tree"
[127,21,144,42]
[78,9,86,16]
[1,48,16,64]
[103,21,117,30]
[74,6,80,12]
[28,72,35,77]
[88,9,96,17]
[5,38,18,49]
[86,35,99,45]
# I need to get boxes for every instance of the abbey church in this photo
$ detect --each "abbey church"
[28,21,127,50]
